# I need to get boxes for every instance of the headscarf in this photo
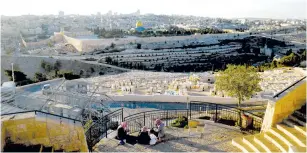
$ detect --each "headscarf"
[141,126,148,132]
[155,119,162,125]
[121,121,127,129]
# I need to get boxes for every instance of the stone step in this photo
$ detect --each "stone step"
[288,115,306,127]
[242,135,266,153]
[283,118,297,127]
[232,137,254,153]
[276,124,306,147]
[254,134,281,153]
[264,132,288,153]
[294,125,307,136]
[293,111,306,121]
[289,146,307,152]
[269,128,301,147]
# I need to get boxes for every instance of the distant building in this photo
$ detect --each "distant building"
[135,21,145,32]
[261,44,273,56]
[136,9,140,16]
[59,11,64,18]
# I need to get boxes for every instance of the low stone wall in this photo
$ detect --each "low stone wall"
[1,112,88,152]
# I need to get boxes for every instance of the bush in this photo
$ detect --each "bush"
[4,70,27,82]
[198,116,211,120]
[63,72,80,80]
[34,72,47,82]
[171,116,188,128]
[99,72,104,75]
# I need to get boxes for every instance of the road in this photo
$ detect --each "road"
[17,54,132,72]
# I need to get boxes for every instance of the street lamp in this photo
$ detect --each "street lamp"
[11,63,15,82]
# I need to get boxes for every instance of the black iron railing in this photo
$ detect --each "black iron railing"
[124,109,189,133]
[1,102,263,152]
[190,101,263,131]
[84,108,123,152]
[273,76,306,98]
[123,101,263,134]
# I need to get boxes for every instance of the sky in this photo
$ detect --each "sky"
[0,0,306,19]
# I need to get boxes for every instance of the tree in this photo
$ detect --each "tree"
[4,70,28,82]
[215,65,262,107]
[105,57,112,64]
[54,60,62,71]
[34,72,47,82]
[286,49,292,56]
[279,53,300,66]
[110,43,116,49]
[136,43,142,49]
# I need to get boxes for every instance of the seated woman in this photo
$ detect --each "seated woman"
[137,126,150,145]
[155,119,165,142]
[149,129,158,146]
[116,122,128,145]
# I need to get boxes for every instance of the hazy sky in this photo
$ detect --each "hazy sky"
[1,0,306,19]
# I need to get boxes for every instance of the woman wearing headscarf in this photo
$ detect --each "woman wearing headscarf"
[116,122,128,145]
[154,119,165,142]
[137,126,150,144]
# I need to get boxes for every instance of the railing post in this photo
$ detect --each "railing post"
[121,108,124,122]
[189,102,192,119]
[105,120,108,138]
[166,110,168,126]
[215,104,218,122]
[144,112,146,126]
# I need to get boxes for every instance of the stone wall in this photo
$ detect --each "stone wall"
[63,35,83,51]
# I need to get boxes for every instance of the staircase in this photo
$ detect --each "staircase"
[232,104,306,153]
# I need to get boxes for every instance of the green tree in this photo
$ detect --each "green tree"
[279,53,299,66]
[41,60,47,70]
[286,49,292,56]
[54,60,61,71]
[4,70,30,83]
[34,72,47,82]
[215,65,262,107]
[136,43,142,49]
[110,43,116,49]
[105,57,112,64]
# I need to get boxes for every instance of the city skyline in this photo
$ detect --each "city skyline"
[1,0,306,19]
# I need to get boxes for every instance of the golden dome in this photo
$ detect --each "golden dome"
[136,21,143,28]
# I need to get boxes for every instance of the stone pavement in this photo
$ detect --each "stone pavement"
[93,120,250,152]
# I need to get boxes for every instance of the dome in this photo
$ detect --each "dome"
[136,21,143,28]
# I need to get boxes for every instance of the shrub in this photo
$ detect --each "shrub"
[34,72,47,82]
[198,116,211,120]
[171,116,188,128]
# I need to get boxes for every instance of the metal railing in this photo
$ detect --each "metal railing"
[273,76,306,98]
[190,101,263,131]
[124,109,189,133]
[123,101,263,134]
[84,108,123,152]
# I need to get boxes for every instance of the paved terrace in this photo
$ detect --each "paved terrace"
[93,120,246,152]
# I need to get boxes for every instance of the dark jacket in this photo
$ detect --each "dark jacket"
[117,127,127,140]
[137,132,150,144]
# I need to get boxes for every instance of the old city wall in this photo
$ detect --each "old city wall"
[63,35,83,52]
